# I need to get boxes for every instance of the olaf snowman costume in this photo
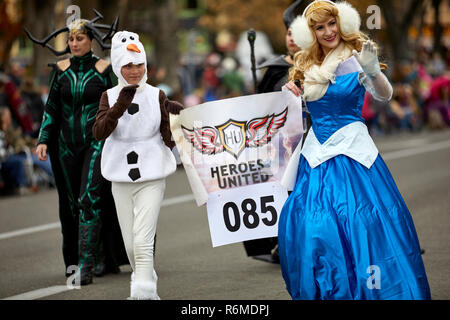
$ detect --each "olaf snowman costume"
[93,31,183,299]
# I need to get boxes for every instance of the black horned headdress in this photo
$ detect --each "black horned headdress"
[283,0,305,29]
[25,9,119,56]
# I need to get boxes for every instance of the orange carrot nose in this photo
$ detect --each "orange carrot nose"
[126,43,141,53]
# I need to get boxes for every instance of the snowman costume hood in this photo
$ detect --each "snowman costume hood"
[111,31,148,90]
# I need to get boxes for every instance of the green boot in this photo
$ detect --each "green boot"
[77,217,102,285]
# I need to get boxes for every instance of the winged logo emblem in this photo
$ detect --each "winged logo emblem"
[181,107,288,159]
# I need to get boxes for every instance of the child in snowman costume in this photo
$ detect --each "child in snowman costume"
[93,31,183,300]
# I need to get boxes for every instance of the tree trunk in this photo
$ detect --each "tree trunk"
[97,0,130,58]
[98,0,130,29]
[72,0,99,18]
[22,0,59,78]
[148,0,180,94]
[432,0,444,57]
[0,0,25,69]
[377,0,423,72]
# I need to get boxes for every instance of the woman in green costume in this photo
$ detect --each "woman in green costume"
[27,11,127,285]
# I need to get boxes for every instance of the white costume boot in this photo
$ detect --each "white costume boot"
[129,271,160,300]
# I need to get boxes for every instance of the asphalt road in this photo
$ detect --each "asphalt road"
[1,129,449,301]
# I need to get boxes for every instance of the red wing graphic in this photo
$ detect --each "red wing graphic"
[182,126,224,155]
[246,107,288,147]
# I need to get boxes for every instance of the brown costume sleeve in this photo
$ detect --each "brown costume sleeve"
[93,92,126,140]
[159,90,184,149]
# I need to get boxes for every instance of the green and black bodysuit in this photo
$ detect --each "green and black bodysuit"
[38,51,117,273]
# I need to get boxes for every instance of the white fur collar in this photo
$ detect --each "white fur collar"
[303,42,352,102]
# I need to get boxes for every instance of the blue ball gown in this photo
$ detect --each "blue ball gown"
[278,60,431,300]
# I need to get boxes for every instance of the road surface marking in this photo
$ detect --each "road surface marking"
[0,222,60,240]
[0,194,196,241]
[382,139,450,161]
[376,138,430,150]
[2,285,72,300]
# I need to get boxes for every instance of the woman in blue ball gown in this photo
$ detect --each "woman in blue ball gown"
[278,0,431,300]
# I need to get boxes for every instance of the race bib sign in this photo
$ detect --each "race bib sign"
[207,182,288,247]
[170,91,303,247]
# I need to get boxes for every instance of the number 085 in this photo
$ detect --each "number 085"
[223,196,277,232]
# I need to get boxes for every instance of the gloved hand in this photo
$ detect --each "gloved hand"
[111,84,139,118]
[352,40,381,78]
[166,101,184,115]
[117,84,138,108]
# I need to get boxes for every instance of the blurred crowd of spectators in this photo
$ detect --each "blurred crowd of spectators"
[1,44,449,197]
[0,63,54,196]
[362,47,450,135]
[150,52,247,107]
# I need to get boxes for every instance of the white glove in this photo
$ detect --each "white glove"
[352,40,381,78]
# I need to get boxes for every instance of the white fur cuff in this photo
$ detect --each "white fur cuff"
[130,280,160,300]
